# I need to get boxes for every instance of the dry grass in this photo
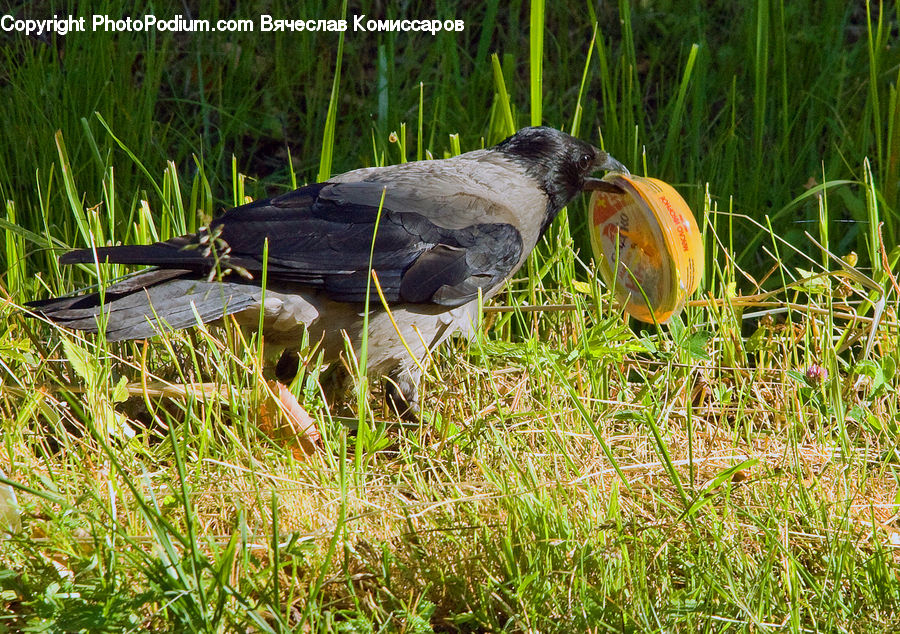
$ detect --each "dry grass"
[4,259,900,630]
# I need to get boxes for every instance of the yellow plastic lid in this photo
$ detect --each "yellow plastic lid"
[588,174,703,323]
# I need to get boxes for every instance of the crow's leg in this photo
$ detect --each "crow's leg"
[385,364,421,423]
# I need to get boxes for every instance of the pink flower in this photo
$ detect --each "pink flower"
[805,364,828,386]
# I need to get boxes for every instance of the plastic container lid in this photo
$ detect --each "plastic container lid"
[588,174,703,323]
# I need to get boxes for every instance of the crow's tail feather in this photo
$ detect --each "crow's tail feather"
[27,269,260,341]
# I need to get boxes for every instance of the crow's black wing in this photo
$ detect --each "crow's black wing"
[60,181,523,306]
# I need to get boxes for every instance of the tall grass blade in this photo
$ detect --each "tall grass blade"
[317,0,348,182]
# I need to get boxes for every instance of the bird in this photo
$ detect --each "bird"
[28,126,626,424]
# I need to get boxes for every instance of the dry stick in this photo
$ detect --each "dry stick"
[486,259,895,321]
[485,296,896,327]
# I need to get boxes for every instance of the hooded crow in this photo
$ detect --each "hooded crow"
[28,126,626,419]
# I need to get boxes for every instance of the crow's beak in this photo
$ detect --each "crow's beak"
[582,151,629,192]
[582,178,625,193]
[596,151,629,175]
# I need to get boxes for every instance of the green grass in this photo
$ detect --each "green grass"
[2,1,900,631]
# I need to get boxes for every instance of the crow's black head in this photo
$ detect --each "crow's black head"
[495,126,626,225]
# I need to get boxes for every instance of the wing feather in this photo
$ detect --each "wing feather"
[59,180,524,306]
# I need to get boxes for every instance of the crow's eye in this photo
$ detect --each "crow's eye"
[577,153,593,171]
